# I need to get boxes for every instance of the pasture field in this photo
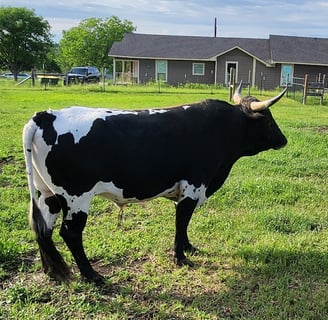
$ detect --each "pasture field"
[0,81,327,319]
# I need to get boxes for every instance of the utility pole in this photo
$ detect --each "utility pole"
[214,17,217,37]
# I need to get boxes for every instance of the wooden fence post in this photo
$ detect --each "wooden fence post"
[303,74,309,105]
[229,68,235,101]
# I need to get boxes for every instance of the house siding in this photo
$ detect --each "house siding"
[119,58,328,89]
[256,64,328,90]
[139,59,155,83]
[168,60,215,85]
[138,59,216,85]
[255,63,280,90]
[294,65,328,85]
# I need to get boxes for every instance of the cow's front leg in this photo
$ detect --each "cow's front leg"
[174,197,198,266]
[60,211,103,283]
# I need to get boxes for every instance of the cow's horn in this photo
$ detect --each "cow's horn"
[250,87,288,111]
[232,80,243,105]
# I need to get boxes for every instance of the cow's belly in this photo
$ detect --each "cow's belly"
[95,180,180,206]
[94,180,207,208]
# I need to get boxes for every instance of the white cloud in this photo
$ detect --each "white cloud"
[47,17,80,38]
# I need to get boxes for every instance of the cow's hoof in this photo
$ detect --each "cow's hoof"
[174,257,194,267]
[83,271,105,285]
[46,269,72,284]
[184,244,199,255]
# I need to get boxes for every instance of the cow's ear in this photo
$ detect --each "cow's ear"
[241,105,264,119]
[250,111,265,119]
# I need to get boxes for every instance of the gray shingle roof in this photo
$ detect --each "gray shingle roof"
[109,33,270,62]
[270,35,328,65]
[109,33,328,66]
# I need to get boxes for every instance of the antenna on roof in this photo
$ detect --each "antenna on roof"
[214,17,217,37]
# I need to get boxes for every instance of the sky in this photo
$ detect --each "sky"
[1,0,328,42]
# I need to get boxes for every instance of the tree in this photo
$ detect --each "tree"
[57,16,135,72]
[44,44,62,73]
[0,7,53,80]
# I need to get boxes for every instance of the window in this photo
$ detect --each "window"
[281,64,293,86]
[156,60,168,82]
[192,63,205,76]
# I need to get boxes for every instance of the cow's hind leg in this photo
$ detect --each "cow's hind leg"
[32,171,71,282]
[59,211,103,283]
[174,197,198,266]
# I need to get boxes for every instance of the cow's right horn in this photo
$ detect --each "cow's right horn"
[249,87,288,111]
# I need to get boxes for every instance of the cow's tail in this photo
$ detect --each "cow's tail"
[23,119,71,282]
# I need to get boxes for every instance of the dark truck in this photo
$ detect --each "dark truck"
[63,66,100,85]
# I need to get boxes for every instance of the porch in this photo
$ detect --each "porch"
[113,59,139,84]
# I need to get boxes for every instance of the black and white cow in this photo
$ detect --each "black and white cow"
[23,83,287,282]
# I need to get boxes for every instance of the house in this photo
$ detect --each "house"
[108,33,328,90]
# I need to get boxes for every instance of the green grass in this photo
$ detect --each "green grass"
[0,80,328,319]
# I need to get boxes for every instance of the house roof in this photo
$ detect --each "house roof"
[270,35,328,65]
[109,33,328,66]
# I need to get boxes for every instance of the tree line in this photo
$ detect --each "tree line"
[0,7,135,80]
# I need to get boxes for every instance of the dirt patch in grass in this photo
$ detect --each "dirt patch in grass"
[0,156,15,173]
[299,125,328,135]
[315,125,328,133]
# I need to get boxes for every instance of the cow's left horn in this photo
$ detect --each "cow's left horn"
[250,87,288,111]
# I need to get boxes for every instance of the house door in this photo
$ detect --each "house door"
[225,62,238,86]
[280,64,293,86]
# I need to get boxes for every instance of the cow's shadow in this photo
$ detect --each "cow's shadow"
[88,246,328,318]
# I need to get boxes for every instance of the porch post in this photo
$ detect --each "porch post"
[214,59,218,85]
[252,58,256,87]
[113,57,116,84]
[122,60,125,83]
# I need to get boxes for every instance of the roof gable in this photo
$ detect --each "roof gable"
[216,45,272,67]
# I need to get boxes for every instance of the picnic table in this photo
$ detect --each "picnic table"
[37,75,61,85]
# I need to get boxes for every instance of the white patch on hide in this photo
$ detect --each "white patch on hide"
[179,180,207,207]
[50,107,137,144]
[148,109,169,115]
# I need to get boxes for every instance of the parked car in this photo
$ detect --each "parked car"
[1,72,30,79]
[63,66,100,85]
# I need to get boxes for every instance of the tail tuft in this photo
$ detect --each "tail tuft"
[31,199,72,283]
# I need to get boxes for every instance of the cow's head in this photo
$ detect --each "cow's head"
[233,81,287,154]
